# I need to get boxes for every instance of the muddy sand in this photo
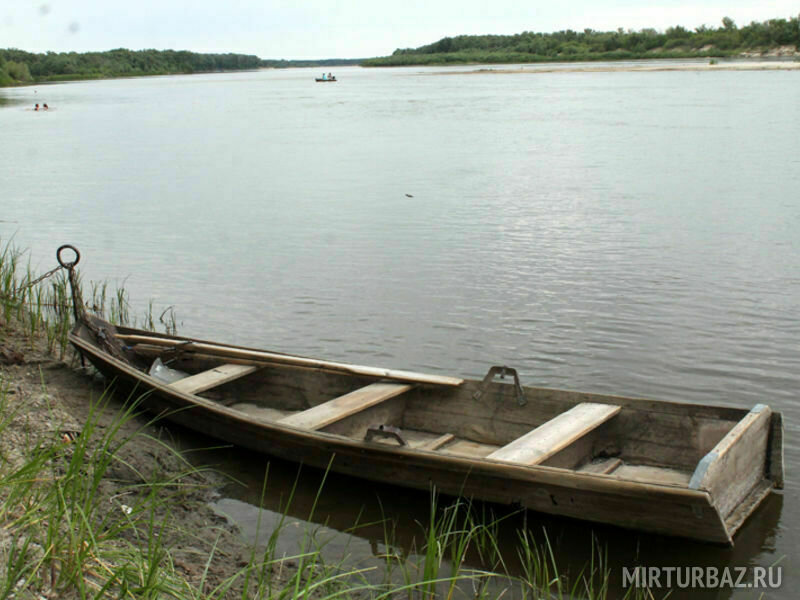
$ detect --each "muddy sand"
[438,60,800,75]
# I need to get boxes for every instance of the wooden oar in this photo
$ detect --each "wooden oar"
[115,333,464,387]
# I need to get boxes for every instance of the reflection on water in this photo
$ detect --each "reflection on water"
[2,64,797,597]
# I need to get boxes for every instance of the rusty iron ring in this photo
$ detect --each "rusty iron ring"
[57,244,81,269]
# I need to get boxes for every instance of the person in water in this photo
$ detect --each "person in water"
[34,103,39,111]
[43,103,48,110]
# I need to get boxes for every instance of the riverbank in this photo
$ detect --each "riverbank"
[434,59,800,75]
[0,312,282,596]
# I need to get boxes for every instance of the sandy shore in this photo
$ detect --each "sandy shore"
[435,61,800,75]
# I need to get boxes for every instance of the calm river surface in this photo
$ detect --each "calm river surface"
[2,63,798,597]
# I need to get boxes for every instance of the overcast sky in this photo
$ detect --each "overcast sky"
[2,1,798,59]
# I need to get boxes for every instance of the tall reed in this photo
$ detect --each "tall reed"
[0,240,177,356]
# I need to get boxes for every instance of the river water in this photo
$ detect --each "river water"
[2,63,798,597]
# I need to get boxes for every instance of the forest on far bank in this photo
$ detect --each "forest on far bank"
[0,48,263,86]
[363,16,800,65]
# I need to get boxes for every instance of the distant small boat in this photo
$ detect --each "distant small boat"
[315,77,337,82]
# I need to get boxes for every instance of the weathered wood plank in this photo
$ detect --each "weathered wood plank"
[441,439,499,458]
[613,465,691,486]
[118,333,463,386]
[420,433,455,452]
[768,411,785,489]
[487,403,621,465]
[724,480,774,538]
[277,383,412,431]
[579,457,623,475]
[689,404,772,518]
[168,364,258,395]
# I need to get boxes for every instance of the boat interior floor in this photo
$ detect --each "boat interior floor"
[225,401,694,485]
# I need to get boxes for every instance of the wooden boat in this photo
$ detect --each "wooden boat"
[69,314,784,544]
[315,77,337,82]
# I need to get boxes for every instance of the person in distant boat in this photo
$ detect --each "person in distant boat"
[43,103,48,110]
[328,72,333,80]
[321,73,326,80]
[34,103,39,111]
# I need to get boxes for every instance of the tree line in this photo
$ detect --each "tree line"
[363,16,800,65]
[0,48,269,85]
[261,58,362,68]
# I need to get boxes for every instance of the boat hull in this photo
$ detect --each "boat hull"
[68,317,783,544]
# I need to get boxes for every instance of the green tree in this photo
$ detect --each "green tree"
[5,60,32,81]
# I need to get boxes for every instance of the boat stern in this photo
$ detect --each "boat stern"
[687,404,783,542]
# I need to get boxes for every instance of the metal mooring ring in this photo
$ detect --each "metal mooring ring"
[57,244,81,269]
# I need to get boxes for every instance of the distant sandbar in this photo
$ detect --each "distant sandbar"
[439,61,800,75]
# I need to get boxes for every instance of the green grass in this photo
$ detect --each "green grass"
[0,385,195,597]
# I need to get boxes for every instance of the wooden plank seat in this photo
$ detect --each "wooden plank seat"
[487,402,621,466]
[168,364,259,395]
[277,382,413,431]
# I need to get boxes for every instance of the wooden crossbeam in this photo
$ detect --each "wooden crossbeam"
[277,383,412,431]
[168,364,259,395]
[487,402,621,466]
